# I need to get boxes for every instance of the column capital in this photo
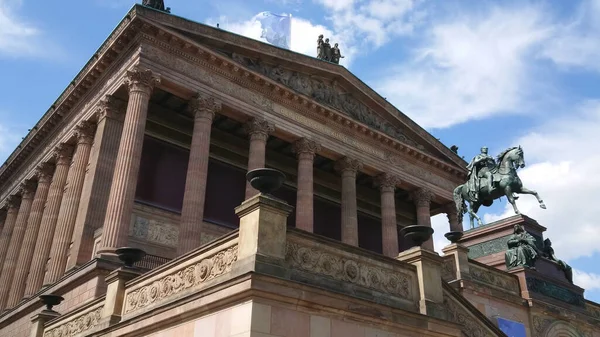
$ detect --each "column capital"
[334,157,363,175]
[35,163,55,184]
[410,188,433,207]
[188,93,221,121]
[18,181,36,200]
[75,121,96,145]
[95,95,125,121]
[52,143,74,166]
[293,138,321,158]
[5,195,21,210]
[375,173,401,192]
[244,118,274,141]
[125,67,160,94]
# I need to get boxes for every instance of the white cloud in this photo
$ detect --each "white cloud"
[376,4,551,129]
[540,0,600,72]
[483,101,600,261]
[431,213,452,253]
[573,269,600,291]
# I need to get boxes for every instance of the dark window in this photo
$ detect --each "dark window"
[203,160,246,228]
[358,212,382,254]
[135,136,189,212]
[313,196,341,241]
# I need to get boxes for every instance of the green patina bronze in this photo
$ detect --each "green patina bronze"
[526,277,584,306]
[467,231,544,260]
[505,224,539,270]
[454,146,547,229]
[542,239,574,284]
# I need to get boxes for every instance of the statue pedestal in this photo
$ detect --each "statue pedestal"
[508,266,585,308]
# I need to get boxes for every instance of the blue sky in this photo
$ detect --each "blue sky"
[1,0,599,300]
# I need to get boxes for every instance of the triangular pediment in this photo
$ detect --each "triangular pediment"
[135,5,467,169]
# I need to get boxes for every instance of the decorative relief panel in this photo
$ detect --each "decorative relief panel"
[442,256,456,282]
[526,277,585,306]
[285,241,415,302]
[469,263,520,295]
[585,302,600,320]
[532,316,592,337]
[125,245,238,314]
[44,306,103,337]
[129,213,179,247]
[443,293,494,337]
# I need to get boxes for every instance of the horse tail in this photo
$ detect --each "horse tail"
[453,184,466,224]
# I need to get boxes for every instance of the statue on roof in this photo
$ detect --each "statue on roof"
[453,146,546,229]
[316,35,343,64]
[331,43,344,64]
[142,0,170,13]
[542,238,573,283]
[505,224,539,270]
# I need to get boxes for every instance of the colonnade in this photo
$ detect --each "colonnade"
[0,66,459,311]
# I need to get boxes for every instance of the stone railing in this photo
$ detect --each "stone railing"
[285,229,420,311]
[43,297,104,337]
[121,232,239,318]
[469,260,521,296]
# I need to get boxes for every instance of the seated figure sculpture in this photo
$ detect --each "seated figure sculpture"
[542,238,573,284]
[505,224,539,270]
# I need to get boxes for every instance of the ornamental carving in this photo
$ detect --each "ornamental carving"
[53,143,74,166]
[441,256,456,282]
[383,152,458,190]
[95,95,125,121]
[443,293,493,337]
[5,195,20,209]
[232,54,423,150]
[526,277,585,306]
[244,118,275,141]
[293,138,321,157]
[285,241,414,301]
[469,263,520,294]
[43,306,103,337]
[188,92,222,120]
[74,121,96,145]
[375,173,401,191]
[35,163,55,184]
[125,245,238,314]
[334,157,363,175]
[410,188,433,207]
[125,67,161,94]
[19,180,36,199]
[130,214,178,247]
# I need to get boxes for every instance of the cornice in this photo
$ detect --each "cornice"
[0,6,143,194]
[137,22,467,182]
[136,5,468,169]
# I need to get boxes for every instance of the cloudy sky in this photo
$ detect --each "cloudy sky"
[1,0,599,300]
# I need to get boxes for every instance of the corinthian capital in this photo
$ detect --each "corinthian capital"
[35,163,55,184]
[375,173,401,192]
[244,118,275,141]
[75,121,96,145]
[5,195,21,210]
[95,95,125,121]
[19,180,36,199]
[53,143,74,166]
[410,188,433,208]
[293,138,321,158]
[125,67,160,94]
[334,157,363,175]
[188,93,221,121]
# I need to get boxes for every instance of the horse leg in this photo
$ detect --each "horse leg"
[472,203,484,227]
[505,185,520,215]
[518,186,546,209]
[468,202,475,229]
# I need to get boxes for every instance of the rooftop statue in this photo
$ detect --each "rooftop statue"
[142,0,171,13]
[316,35,343,64]
[454,146,546,229]
[542,238,573,283]
[505,224,539,270]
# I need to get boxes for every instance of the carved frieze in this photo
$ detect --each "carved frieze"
[125,245,238,314]
[285,241,414,301]
[442,256,457,282]
[469,263,520,295]
[129,214,179,247]
[231,54,424,150]
[443,293,494,337]
[526,277,585,306]
[43,306,103,337]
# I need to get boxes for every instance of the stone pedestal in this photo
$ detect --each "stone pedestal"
[29,310,60,337]
[508,266,585,308]
[441,243,471,280]
[101,268,143,325]
[397,247,445,319]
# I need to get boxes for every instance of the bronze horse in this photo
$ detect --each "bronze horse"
[453,146,546,229]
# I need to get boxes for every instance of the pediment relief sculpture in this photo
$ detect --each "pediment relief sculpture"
[229,53,425,152]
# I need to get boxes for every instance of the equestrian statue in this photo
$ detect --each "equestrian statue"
[453,146,546,229]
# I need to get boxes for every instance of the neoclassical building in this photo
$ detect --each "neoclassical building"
[0,3,598,337]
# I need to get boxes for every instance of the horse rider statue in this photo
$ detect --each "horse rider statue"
[466,146,496,202]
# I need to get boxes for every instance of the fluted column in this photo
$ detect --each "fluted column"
[8,164,54,306]
[44,122,96,285]
[411,188,434,250]
[25,145,72,297]
[335,157,363,246]
[178,93,221,255]
[0,196,19,273]
[445,203,462,232]
[0,182,36,310]
[244,118,274,199]
[99,68,160,254]
[376,173,401,257]
[293,139,321,232]
[68,95,126,270]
